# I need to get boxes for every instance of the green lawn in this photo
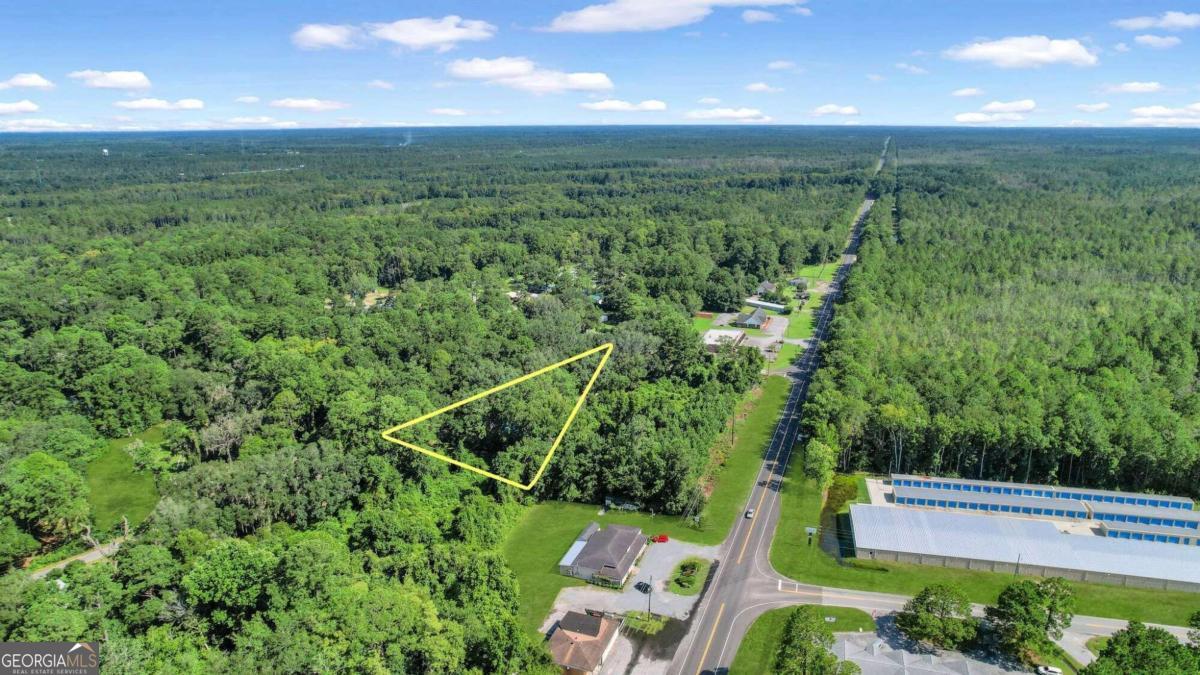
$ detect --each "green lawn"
[1086,636,1109,656]
[667,556,711,596]
[504,376,792,635]
[770,342,804,372]
[794,262,837,283]
[730,605,876,674]
[85,425,164,534]
[769,468,1200,627]
[692,315,715,333]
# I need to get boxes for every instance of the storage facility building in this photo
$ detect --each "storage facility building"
[890,474,1193,510]
[891,485,1089,520]
[850,504,1200,592]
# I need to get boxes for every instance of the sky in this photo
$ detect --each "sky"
[2,0,1199,132]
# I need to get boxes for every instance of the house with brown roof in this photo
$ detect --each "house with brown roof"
[558,522,647,586]
[547,611,622,675]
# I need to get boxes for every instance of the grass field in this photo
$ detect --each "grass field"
[794,262,837,283]
[1086,636,1109,656]
[771,342,803,371]
[769,468,1200,627]
[692,315,715,333]
[730,605,875,674]
[85,425,164,534]
[504,376,792,635]
[667,557,711,596]
[785,292,823,340]
[1036,641,1083,675]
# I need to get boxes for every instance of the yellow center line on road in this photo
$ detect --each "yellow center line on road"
[694,602,726,675]
[736,482,772,565]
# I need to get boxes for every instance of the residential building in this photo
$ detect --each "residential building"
[702,328,746,352]
[558,523,648,586]
[547,611,622,675]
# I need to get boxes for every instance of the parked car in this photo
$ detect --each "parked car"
[745,508,756,519]
[1036,667,1063,675]
[634,581,651,594]
[650,534,669,543]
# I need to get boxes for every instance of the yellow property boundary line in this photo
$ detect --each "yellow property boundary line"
[380,342,614,490]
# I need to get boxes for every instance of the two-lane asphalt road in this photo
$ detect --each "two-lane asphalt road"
[671,179,877,675]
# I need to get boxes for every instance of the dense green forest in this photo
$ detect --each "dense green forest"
[804,130,1200,497]
[0,128,871,671]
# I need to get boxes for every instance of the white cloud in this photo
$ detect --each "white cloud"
[235,95,260,103]
[367,79,395,90]
[0,100,39,114]
[767,60,796,70]
[1114,42,1131,52]
[291,24,360,50]
[952,87,984,97]
[745,82,782,93]
[895,62,928,75]
[114,98,204,110]
[866,74,885,82]
[1134,34,1182,49]
[811,103,859,116]
[1075,102,1110,113]
[68,69,152,89]
[943,35,1097,68]
[954,112,1025,124]
[546,0,800,33]
[697,96,721,104]
[0,73,54,90]
[981,99,1036,113]
[1104,81,1163,93]
[1112,11,1200,31]
[1063,120,1102,127]
[367,16,496,52]
[580,98,667,111]
[447,56,535,79]
[792,6,813,16]
[429,107,468,116]
[447,56,613,94]
[1129,103,1200,118]
[685,107,772,122]
[0,118,94,132]
[1124,102,1200,127]
[227,116,300,128]
[270,97,350,111]
[742,9,777,23]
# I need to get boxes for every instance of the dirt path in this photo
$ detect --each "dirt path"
[28,537,125,579]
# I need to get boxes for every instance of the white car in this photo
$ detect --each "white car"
[745,508,756,519]
[1036,667,1063,675]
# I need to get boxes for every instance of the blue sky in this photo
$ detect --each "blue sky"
[2,0,1198,131]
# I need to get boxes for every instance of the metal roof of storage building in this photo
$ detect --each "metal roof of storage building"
[893,485,1086,513]
[1088,501,1200,524]
[850,504,1200,585]
[890,474,1193,509]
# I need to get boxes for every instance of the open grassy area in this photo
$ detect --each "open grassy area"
[85,425,163,535]
[770,468,1200,627]
[730,605,876,674]
[794,262,837,283]
[692,315,715,333]
[770,342,803,372]
[667,556,711,596]
[1086,636,1109,656]
[784,291,823,340]
[504,376,792,635]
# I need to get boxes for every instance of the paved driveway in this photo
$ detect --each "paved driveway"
[542,539,720,632]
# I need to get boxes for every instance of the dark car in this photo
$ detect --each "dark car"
[634,581,651,594]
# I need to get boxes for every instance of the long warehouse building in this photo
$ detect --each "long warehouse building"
[890,474,1193,510]
[851,504,1200,592]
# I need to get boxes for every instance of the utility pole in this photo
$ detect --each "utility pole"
[647,575,653,614]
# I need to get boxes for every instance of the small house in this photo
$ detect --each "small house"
[702,329,746,353]
[558,523,647,586]
[548,611,622,674]
[732,307,769,330]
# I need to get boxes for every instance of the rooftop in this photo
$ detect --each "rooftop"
[893,485,1086,513]
[548,611,620,672]
[891,473,1193,508]
[851,504,1200,586]
[574,524,645,581]
[702,328,745,346]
